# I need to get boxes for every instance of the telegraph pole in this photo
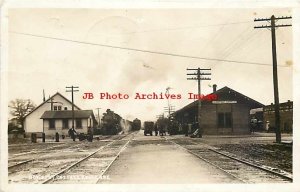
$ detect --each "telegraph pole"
[254,15,292,143]
[156,113,164,119]
[46,98,63,111]
[66,86,79,129]
[187,68,211,137]
[164,105,175,119]
[165,87,175,119]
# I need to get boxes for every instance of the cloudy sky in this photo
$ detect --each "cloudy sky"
[8,8,293,122]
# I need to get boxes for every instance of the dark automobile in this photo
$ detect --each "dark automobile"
[144,121,154,136]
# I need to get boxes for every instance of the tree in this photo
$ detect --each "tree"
[9,99,36,130]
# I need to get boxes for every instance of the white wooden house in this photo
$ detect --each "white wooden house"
[24,92,81,134]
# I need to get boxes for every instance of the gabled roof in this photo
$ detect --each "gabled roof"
[25,92,81,118]
[40,110,94,119]
[174,86,264,115]
[213,86,264,108]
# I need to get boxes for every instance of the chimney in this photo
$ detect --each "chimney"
[43,89,46,102]
[213,84,217,93]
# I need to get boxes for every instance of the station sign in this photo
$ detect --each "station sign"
[212,101,237,104]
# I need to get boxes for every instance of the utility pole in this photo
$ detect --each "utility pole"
[165,87,175,119]
[187,68,211,137]
[66,86,79,129]
[164,105,175,119]
[96,107,101,128]
[254,15,292,143]
[156,113,164,119]
[46,98,63,111]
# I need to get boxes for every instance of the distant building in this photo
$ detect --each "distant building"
[24,92,80,134]
[263,100,293,133]
[173,85,264,135]
[40,110,97,136]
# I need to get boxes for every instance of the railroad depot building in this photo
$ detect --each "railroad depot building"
[24,92,96,136]
[173,85,264,134]
[263,100,293,133]
[40,110,97,136]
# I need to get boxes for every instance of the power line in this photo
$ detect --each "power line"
[10,31,289,67]
[219,26,253,59]
[198,25,225,54]
[88,21,254,37]
[118,21,253,35]
[221,28,259,60]
[202,25,254,71]
[225,30,262,60]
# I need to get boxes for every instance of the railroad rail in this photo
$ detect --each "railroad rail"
[9,143,69,158]
[8,135,127,174]
[8,142,66,147]
[166,137,292,183]
[8,134,128,171]
[42,132,135,184]
[95,136,133,183]
[209,148,292,181]
[8,159,35,169]
[8,142,84,170]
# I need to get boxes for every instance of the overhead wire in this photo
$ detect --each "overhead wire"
[98,20,254,36]
[221,29,258,60]
[219,26,254,59]
[198,25,226,54]
[10,31,289,67]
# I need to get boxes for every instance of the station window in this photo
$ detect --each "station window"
[58,106,62,111]
[218,112,232,128]
[76,119,82,128]
[62,119,69,129]
[64,107,68,110]
[49,119,56,129]
[53,106,58,111]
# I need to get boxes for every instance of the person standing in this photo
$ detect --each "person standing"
[184,123,188,136]
[154,124,158,136]
[68,127,77,141]
[87,127,93,142]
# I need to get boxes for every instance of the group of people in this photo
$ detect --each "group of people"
[153,124,167,136]
[68,127,94,142]
[152,122,202,137]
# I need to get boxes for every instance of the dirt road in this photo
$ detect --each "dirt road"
[100,131,241,183]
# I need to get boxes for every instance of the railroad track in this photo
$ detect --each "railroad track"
[8,133,135,184]
[9,143,70,158]
[9,135,115,158]
[43,132,135,184]
[8,134,125,170]
[166,138,292,183]
[8,142,84,170]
